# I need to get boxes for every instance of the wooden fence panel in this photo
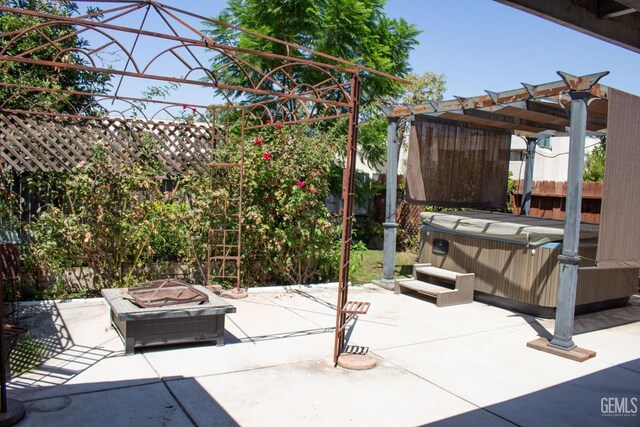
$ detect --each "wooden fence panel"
[511,180,603,223]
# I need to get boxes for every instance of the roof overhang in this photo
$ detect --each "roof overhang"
[495,0,640,54]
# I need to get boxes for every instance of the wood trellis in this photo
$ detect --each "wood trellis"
[0,110,215,176]
[0,1,405,367]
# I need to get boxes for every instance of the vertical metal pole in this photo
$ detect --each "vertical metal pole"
[0,159,7,412]
[206,107,215,287]
[0,264,5,413]
[549,91,590,350]
[334,74,361,365]
[381,119,399,286]
[237,107,245,291]
[520,137,536,216]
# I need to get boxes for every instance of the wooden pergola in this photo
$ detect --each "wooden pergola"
[381,71,640,360]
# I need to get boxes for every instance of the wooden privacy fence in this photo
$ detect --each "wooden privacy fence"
[0,110,215,176]
[511,180,603,223]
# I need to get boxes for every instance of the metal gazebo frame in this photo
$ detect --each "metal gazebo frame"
[0,1,404,389]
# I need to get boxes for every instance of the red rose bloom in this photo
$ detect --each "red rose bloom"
[192,108,197,113]
[182,104,188,109]
[275,123,282,130]
[254,138,263,145]
[297,181,305,188]
[263,153,272,160]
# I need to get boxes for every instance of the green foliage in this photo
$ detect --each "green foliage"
[0,1,110,113]
[206,0,420,103]
[0,170,21,232]
[352,216,384,247]
[204,0,447,170]
[22,139,179,289]
[242,124,339,285]
[401,71,447,104]
[506,171,519,212]
[10,122,354,295]
[584,137,606,182]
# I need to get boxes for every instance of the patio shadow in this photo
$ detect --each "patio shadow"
[17,376,239,426]
[426,358,640,427]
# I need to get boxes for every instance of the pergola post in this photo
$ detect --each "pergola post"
[547,71,609,354]
[380,118,399,288]
[548,91,590,350]
[520,137,536,216]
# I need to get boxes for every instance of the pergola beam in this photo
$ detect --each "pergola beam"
[461,108,568,133]
[382,74,609,119]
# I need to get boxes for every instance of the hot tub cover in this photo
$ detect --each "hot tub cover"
[421,211,599,247]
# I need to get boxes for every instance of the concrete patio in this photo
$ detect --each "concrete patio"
[6,283,640,426]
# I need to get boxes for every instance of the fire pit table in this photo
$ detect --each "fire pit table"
[102,284,236,354]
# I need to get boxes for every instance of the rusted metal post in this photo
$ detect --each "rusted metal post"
[0,265,5,413]
[333,74,361,365]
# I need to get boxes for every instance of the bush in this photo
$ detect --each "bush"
[12,122,351,295]
[242,124,339,285]
[584,138,606,182]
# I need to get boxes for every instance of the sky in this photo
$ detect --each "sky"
[82,0,640,106]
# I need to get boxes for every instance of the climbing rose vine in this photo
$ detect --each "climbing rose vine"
[242,124,338,285]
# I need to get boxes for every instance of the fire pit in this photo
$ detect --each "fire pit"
[122,279,209,308]
[102,282,236,354]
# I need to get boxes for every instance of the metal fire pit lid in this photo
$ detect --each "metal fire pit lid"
[122,279,209,308]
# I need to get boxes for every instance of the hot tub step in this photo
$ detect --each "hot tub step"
[395,263,475,307]
[396,279,452,297]
[414,265,459,282]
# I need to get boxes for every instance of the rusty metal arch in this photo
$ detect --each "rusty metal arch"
[0,0,405,366]
[1,20,143,74]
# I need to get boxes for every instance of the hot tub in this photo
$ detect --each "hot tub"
[419,211,638,317]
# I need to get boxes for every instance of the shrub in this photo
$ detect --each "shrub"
[584,138,606,182]
[242,124,339,285]
[13,122,350,294]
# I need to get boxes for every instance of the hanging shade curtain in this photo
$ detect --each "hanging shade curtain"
[405,116,511,209]
[597,88,640,269]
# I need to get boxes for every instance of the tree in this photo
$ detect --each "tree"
[584,136,606,182]
[205,1,447,168]
[0,0,109,113]
[401,71,446,105]
[205,0,420,105]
